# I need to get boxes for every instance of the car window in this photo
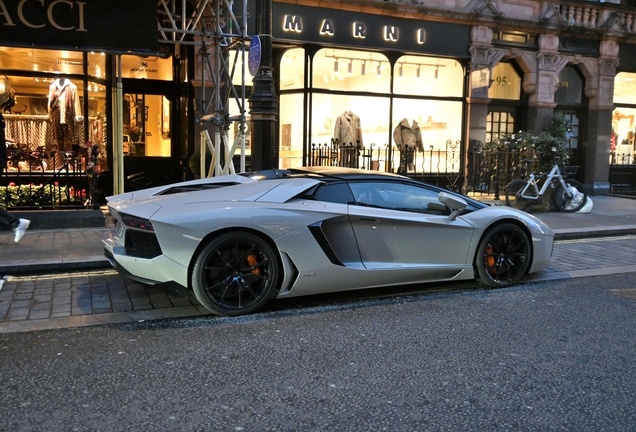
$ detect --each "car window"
[313,182,356,205]
[348,181,448,214]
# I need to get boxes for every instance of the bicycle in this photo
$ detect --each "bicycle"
[504,159,588,213]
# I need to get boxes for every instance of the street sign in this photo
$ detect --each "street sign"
[248,35,261,77]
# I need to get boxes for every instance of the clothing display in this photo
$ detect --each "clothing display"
[48,78,82,152]
[333,111,363,148]
[3,115,103,150]
[393,118,424,152]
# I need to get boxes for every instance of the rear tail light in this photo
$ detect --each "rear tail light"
[120,214,154,231]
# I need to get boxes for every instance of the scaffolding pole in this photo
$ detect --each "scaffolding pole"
[157,0,249,177]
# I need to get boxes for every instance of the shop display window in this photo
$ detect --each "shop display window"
[279,47,466,172]
[2,73,108,173]
[393,56,463,97]
[312,49,390,93]
[122,94,170,157]
[612,73,636,157]
[120,55,172,81]
[488,62,521,100]
[279,48,304,90]
[614,72,636,105]
[392,99,463,173]
[229,49,255,87]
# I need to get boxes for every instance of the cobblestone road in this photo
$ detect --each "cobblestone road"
[1,235,636,330]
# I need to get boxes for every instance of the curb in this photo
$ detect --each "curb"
[0,258,112,276]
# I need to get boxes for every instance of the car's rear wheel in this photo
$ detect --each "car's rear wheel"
[191,232,281,316]
[475,223,531,287]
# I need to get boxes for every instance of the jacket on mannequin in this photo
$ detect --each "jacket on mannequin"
[48,78,82,152]
[393,118,424,152]
[333,111,363,148]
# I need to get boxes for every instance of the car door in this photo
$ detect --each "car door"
[347,181,475,271]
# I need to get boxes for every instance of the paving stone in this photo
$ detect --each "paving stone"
[28,309,51,320]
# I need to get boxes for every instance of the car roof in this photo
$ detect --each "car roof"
[242,167,488,209]
[243,166,410,182]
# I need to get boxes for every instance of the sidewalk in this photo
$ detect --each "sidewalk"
[1,194,635,276]
[1,194,635,334]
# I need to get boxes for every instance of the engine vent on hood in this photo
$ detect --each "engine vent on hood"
[156,182,241,195]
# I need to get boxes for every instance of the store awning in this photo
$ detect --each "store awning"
[0,0,159,54]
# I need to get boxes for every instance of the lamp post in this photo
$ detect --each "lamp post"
[249,0,279,170]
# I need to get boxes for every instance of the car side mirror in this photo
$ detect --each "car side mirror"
[438,192,467,221]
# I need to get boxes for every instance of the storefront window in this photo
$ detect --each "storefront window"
[614,72,636,105]
[280,47,467,172]
[488,62,521,100]
[612,73,636,156]
[229,49,254,87]
[393,56,463,97]
[120,55,173,81]
[279,48,304,90]
[1,74,103,171]
[312,49,390,92]
[280,93,305,169]
[122,94,170,157]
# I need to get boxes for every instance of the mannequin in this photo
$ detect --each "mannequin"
[48,78,82,162]
[334,110,363,168]
[393,117,424,152]
[393,118,424,173]
[333,110,363,148]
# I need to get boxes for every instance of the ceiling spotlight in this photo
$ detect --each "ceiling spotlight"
[348,61,353,75]
[416,66,421,79]
[434,66,439,80]
[399,63,403,78]
[334,59,339,73]
[376,63,381,77]
[361,61,366,76]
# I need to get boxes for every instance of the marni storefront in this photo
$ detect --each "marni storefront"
[269,3,473,177]
[263,1,636,195]
[0,0,188,209]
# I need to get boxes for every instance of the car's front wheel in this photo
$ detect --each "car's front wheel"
[475,223,531,288]
[191,231,281,316]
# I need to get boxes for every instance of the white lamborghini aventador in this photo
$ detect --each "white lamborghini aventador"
[102,167,554,316]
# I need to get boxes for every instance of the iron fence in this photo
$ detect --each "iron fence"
[308,139,464,191]
[1,144,99,210]
[307,140,542,196]
[609,151,636,196]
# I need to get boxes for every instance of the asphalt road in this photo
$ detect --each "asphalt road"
[1,273,635,431]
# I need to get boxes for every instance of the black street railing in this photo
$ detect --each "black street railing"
[1,144,99,210]
[609,152,636,196]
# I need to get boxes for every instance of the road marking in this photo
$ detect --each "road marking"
[556,235,636,244]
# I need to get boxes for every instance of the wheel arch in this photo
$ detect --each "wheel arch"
[186,227,284,292]
[472,218,534,274]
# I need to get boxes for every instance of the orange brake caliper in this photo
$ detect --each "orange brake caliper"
[485,244,496,275]
[247,253,261,275]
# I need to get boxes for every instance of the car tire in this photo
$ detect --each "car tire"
[475,223,531,288]
[191,231,281,316]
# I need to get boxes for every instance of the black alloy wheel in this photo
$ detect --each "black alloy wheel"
[475,223,531,287]
[191,232,281,316]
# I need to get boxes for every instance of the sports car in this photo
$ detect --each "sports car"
[102,167,554,316]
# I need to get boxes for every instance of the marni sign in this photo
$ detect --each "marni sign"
[273,3,471,57]
[0,0,158,53]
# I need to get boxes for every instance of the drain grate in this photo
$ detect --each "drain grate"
[608,288,636,300]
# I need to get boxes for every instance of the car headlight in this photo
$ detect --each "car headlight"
[120,213,154,231]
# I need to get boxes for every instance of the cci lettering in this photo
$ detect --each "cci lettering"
[0,0,87,31]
